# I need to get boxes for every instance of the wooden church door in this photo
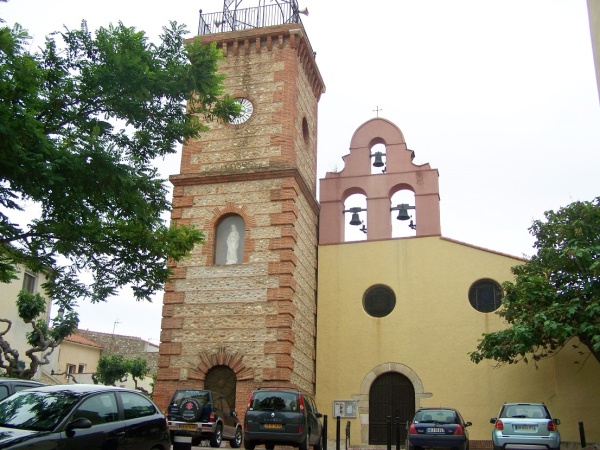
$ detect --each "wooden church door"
[205,366,237,412]
[369,372,415,445]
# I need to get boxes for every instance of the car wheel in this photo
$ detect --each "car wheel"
[230,427,243,448]
[266,445,275,450]
[313,432,323,450]
[299,432,309,450]
[179,397,202,422]
[210,424,223,447]
[244,439,255,450]
[493,446,503,450]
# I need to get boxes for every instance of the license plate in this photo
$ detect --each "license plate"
[265,423,283,429]
[179,424,197,431]
[426,428,445,433]
[514,425,536,431]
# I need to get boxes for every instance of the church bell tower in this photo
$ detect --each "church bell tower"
[154,1,325,414]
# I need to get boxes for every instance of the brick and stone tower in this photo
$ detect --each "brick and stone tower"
[153,2,325,417]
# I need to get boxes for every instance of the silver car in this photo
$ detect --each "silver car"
[490,402,560,450]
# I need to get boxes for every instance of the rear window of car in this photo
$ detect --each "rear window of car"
[171,390,209,404]
[415,410,457,423]
[250,391,299,412]
[501,405,548,419]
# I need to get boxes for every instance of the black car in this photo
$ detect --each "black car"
[406,407,472,450]
[244,387,323,450]
[166,388,242,448]
[0,378,44,401]
[0,383,170,449]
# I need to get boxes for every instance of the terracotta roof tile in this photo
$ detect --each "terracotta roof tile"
[64,333,104,349]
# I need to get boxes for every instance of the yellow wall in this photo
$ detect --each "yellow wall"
[316,237,600,445]
[57,341,101,375]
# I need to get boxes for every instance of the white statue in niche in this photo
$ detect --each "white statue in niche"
[226,224,240,264]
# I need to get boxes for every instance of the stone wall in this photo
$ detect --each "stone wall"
[76,329,158,371]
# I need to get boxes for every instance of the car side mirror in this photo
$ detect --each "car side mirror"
[67,417,92,431]
[465,421,472,427]
[490,418,497,424]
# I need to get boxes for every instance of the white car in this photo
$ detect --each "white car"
[490,402,560,450]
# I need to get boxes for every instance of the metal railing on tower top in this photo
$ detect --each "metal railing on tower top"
[198,3,305,35]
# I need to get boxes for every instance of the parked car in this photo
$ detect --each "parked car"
[406,407,471,450]
[166,388,242,448]
[490,402,560,450]
[0,383,170,449]
[0,378,44,401]
[243,387,323,450]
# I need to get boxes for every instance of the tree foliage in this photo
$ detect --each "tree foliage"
[470,197,600,366]
[95,353,129,386]
[94,354,152,394]
[0,16,239,377]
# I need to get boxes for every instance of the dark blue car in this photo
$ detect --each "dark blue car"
[406,407,472,450]
[0,384,170,449]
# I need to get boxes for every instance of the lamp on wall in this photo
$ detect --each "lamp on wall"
[391,203,416,230]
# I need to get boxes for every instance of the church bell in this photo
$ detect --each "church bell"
[372,151,385,168]
[396,208,410,221]
[349,212,362,226]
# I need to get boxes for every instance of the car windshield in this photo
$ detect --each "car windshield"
[0,390,79,431]
[251,392,298,412]
[415,410,458,424]
[501,405,548,419]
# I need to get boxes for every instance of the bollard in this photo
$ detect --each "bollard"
[345,421,351,450]
[579,422,586,448]
[323,415,328,450]
[336,416,341,450]
[387,416,392,450]
[395,416,401,450]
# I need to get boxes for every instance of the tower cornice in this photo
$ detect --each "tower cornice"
[191,23,325,100]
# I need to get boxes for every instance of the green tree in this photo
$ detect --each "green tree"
[470,197,600,366]
[128,356,151,393]
[94,354,154,394]
[0,17,239,377]
[95,353,129,386]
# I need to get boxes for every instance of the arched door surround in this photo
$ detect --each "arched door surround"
[357,363,432,446]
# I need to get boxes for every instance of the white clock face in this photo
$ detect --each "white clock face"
[229,98,253,125]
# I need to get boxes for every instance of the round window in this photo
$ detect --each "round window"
[363,285,396,318]
[468,279,503,312]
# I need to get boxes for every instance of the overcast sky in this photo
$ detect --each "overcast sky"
[2,1,599,344]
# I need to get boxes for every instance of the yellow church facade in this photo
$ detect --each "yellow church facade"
[315,119,600,447]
